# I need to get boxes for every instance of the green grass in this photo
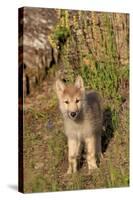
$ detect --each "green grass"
[23,62,129,193]
[48,131,66,167]
[23,57,129,192]
[23,76,129,192]
[106,160,129,188]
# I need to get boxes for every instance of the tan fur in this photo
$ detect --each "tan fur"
[55,76,103,174]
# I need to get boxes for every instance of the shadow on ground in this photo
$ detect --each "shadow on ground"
[77,107,114,170]
[8,184,18,191]
[102,108,114,153]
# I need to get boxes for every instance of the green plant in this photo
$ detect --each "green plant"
[54,26,70,44]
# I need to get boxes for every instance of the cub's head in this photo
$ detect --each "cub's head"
[55,76,85,120]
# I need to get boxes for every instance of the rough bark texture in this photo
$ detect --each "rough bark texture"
[54,10,129,81]
[19,8,129,96]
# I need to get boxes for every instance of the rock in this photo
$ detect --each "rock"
[19,7,58,96]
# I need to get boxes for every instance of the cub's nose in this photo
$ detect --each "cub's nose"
[71,112,76,118]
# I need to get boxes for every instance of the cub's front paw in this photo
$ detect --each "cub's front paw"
[88,161,98,174]
[66,166,77,174]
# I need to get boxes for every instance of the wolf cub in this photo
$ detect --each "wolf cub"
[55,76,103,174]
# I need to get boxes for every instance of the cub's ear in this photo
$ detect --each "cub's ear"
[55,79,65,97]
[75,76,84,92]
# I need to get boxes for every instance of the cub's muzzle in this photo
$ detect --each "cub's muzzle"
[68,111,79,120]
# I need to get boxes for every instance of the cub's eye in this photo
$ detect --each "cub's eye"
[64,100,69,104]
[76,99,80,103]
